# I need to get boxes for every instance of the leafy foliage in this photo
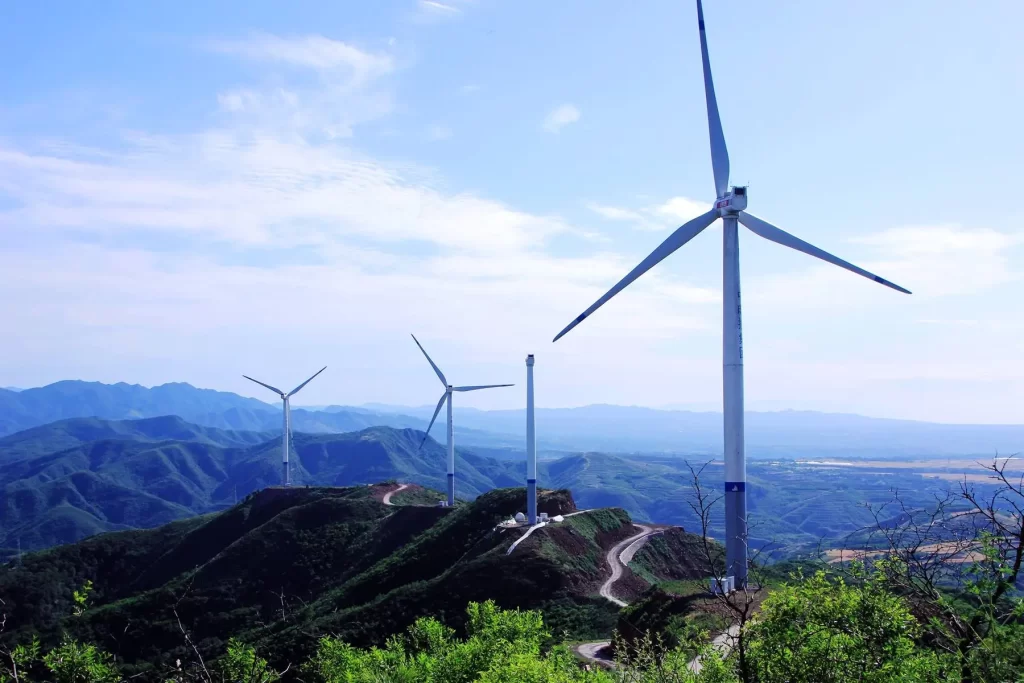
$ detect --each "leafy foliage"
[745,569,952,682]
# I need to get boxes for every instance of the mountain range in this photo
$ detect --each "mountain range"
[3,411,1005,559]
[4,380,1022,457]
[0,415,525,553]
[361,402,1024,456]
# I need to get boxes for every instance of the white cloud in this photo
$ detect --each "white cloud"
[653,196,708,223]
[542,104,580,133]
[586,196,707,231]
[459,84,481,94]
[419,0,460,15]
[205,33,397,138]
[208,34,394,85]
[586,203,646,223]
[746,223,1023,309]
[0,137,574,253]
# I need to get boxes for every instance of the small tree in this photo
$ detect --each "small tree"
[855,456,1024,682]
[42,637,120,683]
[749,569,953,682]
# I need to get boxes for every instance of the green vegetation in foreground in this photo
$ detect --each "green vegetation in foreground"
[7,571,1023,683]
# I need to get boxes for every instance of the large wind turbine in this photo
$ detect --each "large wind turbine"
[553,0,910,587]
[412,334,513,507]
[243,367,326,487]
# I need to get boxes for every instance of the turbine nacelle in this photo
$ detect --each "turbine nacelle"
[714,186,747,214]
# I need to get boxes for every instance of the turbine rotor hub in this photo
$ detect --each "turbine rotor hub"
[715,185,748,215]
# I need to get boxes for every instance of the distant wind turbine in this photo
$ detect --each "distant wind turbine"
[412,334,513,507]
[243,367,326,487]
[553,0,910,587]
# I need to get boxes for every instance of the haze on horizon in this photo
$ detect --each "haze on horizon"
[1,0,1022,425]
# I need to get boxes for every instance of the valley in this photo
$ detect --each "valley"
[2,409,1016,559]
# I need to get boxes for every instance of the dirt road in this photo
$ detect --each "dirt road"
[382,483,408,506]
[574,641,614,669]
[688,624,740,673]
[599,524,654,607]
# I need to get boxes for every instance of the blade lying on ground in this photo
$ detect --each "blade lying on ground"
[697,0,729,198]
[452,384,515,392]
[287,366,327,397]
[738,211,911,294]
[419,392,448,449]
[553,208,720,342]
[242,375,284,396]
[411,334,448,386]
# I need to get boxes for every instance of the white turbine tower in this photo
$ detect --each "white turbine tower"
[526,354,538,525]
[553,0,910,588]
[412,334,514,507]
[243,367,326,487]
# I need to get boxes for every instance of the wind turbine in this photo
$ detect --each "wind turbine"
[243,367,326,487]
[553,0,910,588]
[412,334,513,507]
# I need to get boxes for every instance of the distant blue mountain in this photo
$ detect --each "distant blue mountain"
[0,381,428,439]
[360,402,1024,457]
[3,380,1022,457]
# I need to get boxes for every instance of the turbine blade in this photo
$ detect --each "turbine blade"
[242,375,284,396]
[419,392,448,450]
[287,366,326,397]
[553,208,720,342]
[452,384,515,392]
[738,211,912,294]
[697,0,729,198]
[411,334,447,386]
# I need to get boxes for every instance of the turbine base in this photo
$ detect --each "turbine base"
[527,479,537,525]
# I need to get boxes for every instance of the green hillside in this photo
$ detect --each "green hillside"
[0,485,705,678]
[4,414,996,559]
[0,420,523,556]
[0,415,273,463]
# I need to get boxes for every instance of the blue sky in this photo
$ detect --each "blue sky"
[1,0,1022,423]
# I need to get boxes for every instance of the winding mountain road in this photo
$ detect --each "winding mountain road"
[577,521,738,672]
[382,483,408,506]
[599,524,654,607]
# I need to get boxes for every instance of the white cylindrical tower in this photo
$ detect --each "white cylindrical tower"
[446,391,455,506]
[282,397,291,487]
[722,215,747,587]
[526,354,537,524]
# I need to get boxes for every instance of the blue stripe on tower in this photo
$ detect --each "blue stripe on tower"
[724,481,746,492]
[527,479,537,484]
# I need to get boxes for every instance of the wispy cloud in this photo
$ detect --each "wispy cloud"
[207,33,397,138]
[653,197,707,223]
[587,196,707,231]
[207,34,394,85]
[542,104,580,133]
[419,0,460,15]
